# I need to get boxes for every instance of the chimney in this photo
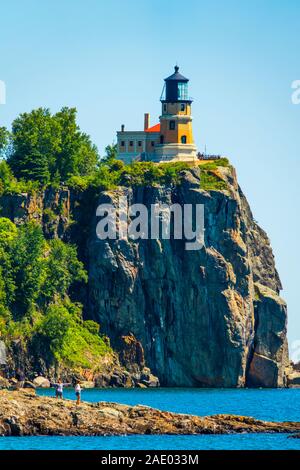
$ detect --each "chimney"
[144,113,150,131]
[121,124,125,132]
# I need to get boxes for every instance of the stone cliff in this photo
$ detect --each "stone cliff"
[0,163,290,387]
[87,165,289,387]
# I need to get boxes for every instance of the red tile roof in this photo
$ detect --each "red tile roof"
[145,123,160,133]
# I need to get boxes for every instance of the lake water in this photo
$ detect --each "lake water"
[1,388,300,450]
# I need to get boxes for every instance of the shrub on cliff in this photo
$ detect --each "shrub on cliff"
[32,302,111,369]
[200,158,230,191]
[68,160,191,193]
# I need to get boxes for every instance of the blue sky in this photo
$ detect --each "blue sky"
[0,0,299,348]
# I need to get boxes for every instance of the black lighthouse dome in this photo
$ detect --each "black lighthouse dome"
[162,66,192,103]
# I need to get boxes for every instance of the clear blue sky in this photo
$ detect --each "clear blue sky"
[0,0,299,348]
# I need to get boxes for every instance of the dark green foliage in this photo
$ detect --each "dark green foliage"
[7,107,99,186]
[0,159,40,194]
[42,239,88,303]
[9,222,46,318]
[15,150,51,185]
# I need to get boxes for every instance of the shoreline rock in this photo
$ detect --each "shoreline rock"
[1,389,300,437]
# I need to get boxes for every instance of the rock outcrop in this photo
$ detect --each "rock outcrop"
[87,166,289,387]
[0,389,299,436]
[0,164,289,388]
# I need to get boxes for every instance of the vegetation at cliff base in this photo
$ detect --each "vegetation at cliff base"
[0,217,111,369]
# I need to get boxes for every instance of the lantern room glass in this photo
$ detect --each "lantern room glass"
[178,82,188,100]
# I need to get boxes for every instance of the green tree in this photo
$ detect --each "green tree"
[0,127,9,158]
[42,239,87,303]
[0,217,18,246]
[7,107,99,185]
[0,218,18,309]
[14,150,50,185]
[37,304,72,357]
[55,107,99,180]
[0,161,16,194]
[10,222,46,317]
[102,143,118,162]
[8,108,61,182]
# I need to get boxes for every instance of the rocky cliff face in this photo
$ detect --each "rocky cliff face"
[0,164,289,387]
[87,166,289,387]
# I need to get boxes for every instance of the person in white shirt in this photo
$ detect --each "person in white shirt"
[75,381,82,405]
[51,378,71,399]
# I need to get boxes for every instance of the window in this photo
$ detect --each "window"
[160,135,164,144]
[138,141,142,147]
[151,141,155,147]
[129,141,134,147]
[181,135,187,144]
[163,104,167,112]
[181,104,185,112]
[178,82,188,100]
[169,120,175,130]
[121,141,125,146]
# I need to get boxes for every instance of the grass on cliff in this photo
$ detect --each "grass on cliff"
[199,158,230,191]
[68,158,231,192]
[67,160,192,192]
[200,170,228,191]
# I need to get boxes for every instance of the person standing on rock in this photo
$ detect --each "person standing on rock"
[16,369,25,388]
[75,381,82,405]
[51,379,71,399]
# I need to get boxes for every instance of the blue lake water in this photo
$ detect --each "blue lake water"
[1,388,300,450]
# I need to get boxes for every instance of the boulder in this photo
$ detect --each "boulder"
[80,381,95,389]
[287,372,300,387]
[140,370,160,387]
[33,376,50,388]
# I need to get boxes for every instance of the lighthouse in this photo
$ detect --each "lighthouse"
[117,66,197,163]
[156,66,197,162]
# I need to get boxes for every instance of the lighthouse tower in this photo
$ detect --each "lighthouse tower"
[155,66,197,162]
